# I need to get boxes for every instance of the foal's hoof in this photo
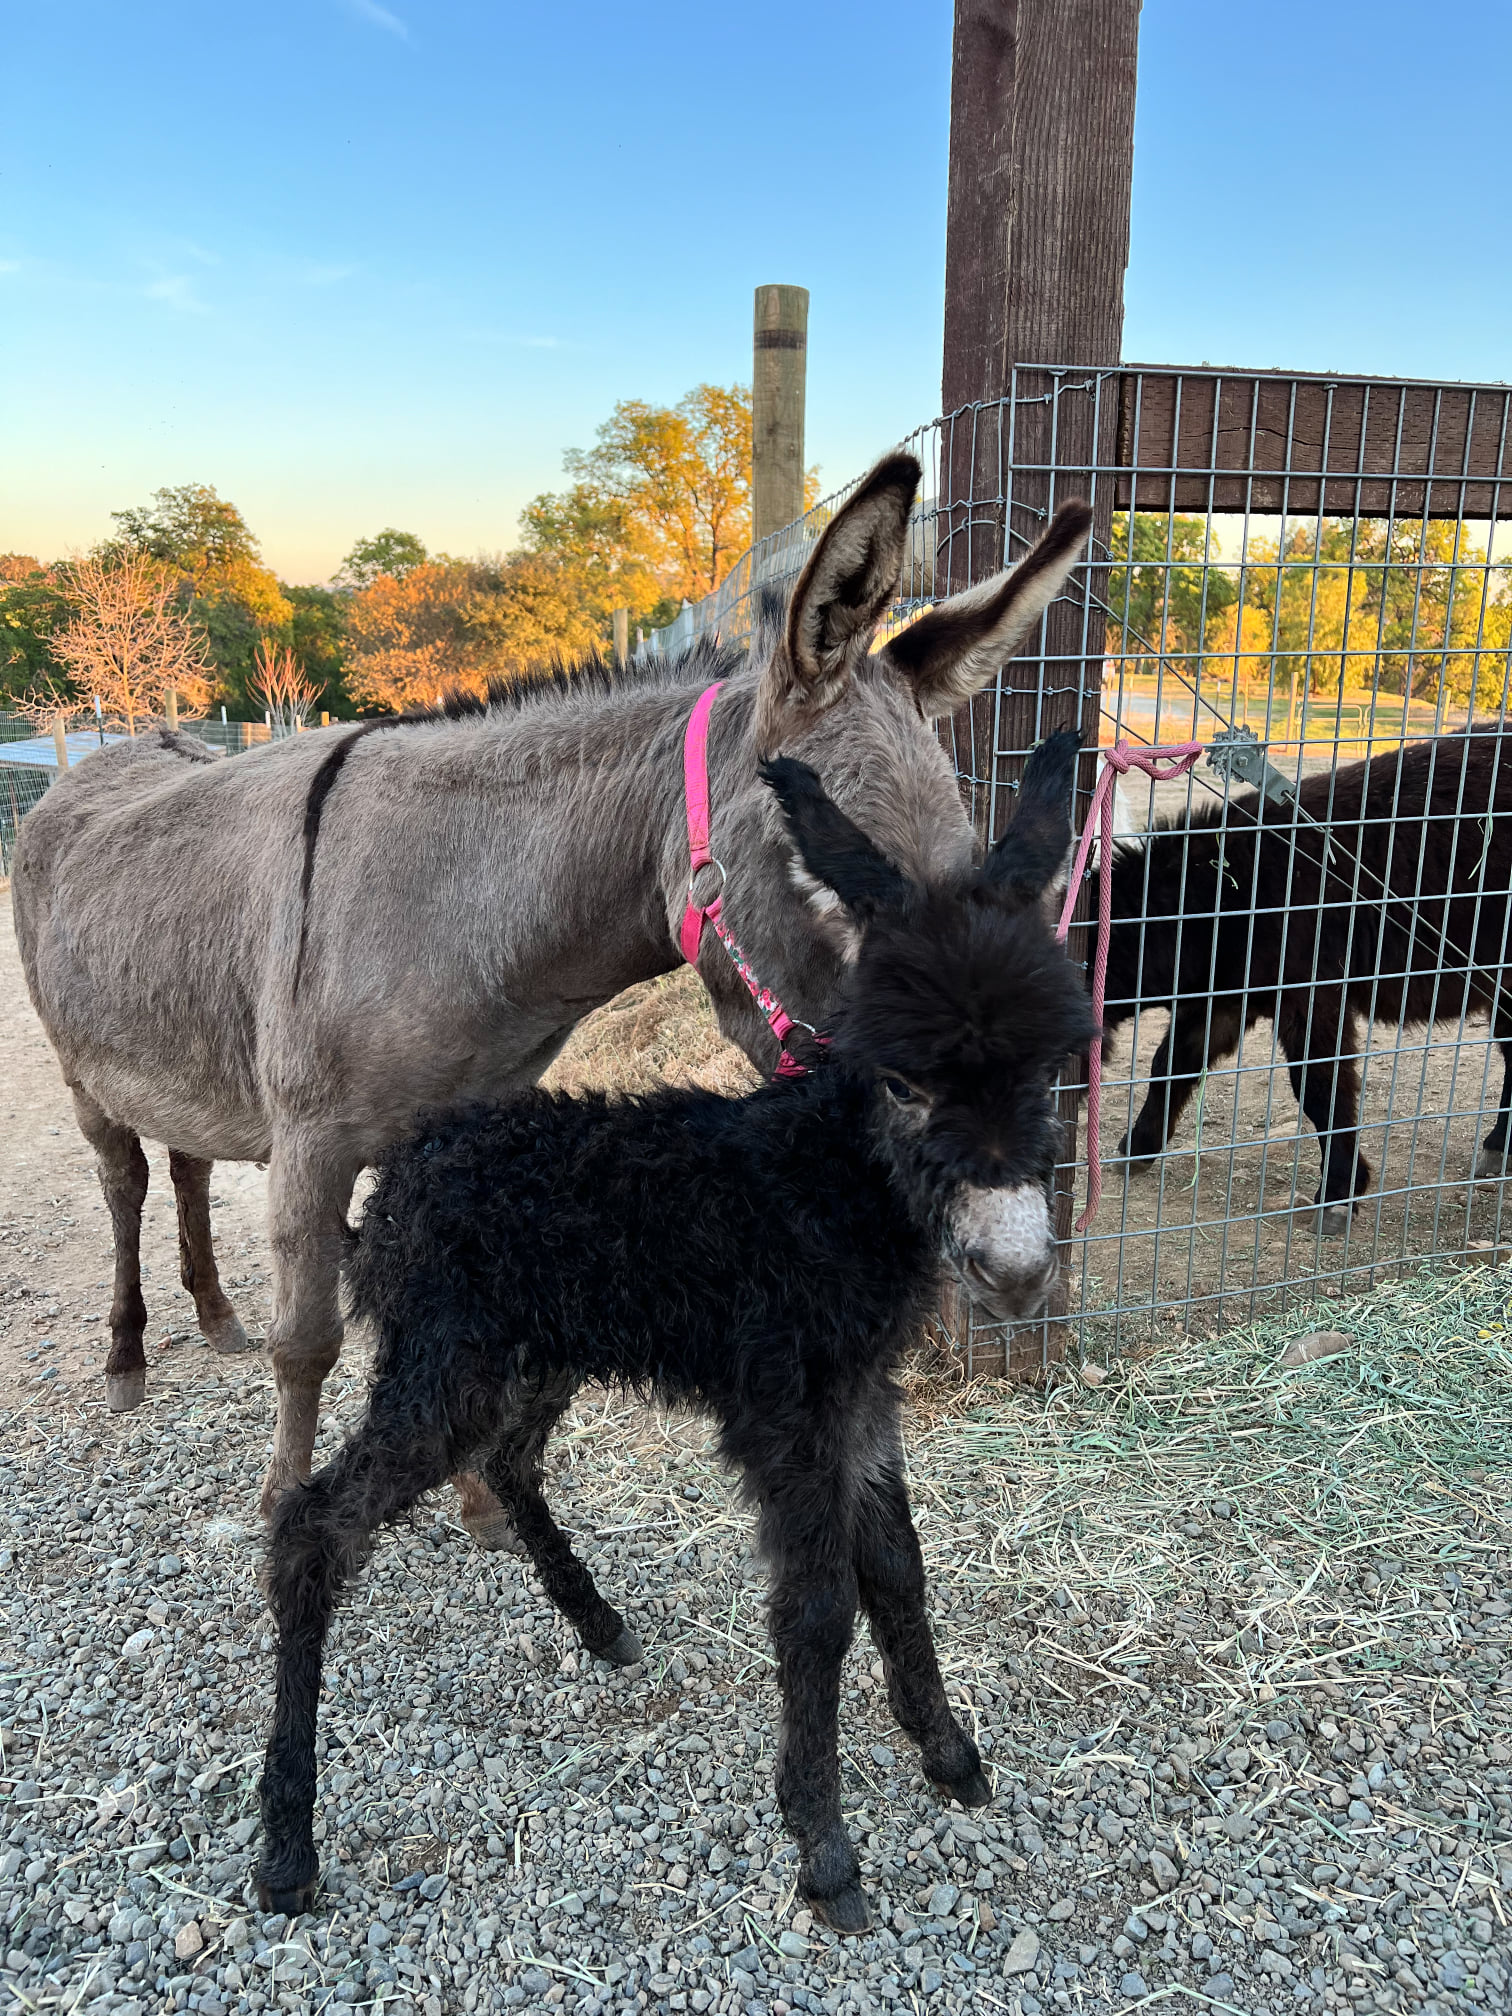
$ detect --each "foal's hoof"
[105,1369,147,1413]
[933,1765,994,1808]
[1316,1204,1354,1238]
[593,1628,644,1667]
[461,1509,524,1554]
[204,1312,254,1356]
[256,1874,318,1917]
[1118,1132,1158,1169]
[1475,1145,1510,1181]
[807,1883,872,1935]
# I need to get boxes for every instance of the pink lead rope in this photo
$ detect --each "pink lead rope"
[680,681,816,1079]
[1055,740,1205,1231]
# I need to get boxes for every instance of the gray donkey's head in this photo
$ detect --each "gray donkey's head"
[689,453,1092,1072]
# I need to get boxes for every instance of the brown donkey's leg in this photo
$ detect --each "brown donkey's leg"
[261,1134,357,1518]
[72,1087,150,1413]
[168,1151,252,1356]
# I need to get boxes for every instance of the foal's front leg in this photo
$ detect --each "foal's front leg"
[851,1420,989,1807]
[261,1133,359,1517]
[747,1439,870,1934]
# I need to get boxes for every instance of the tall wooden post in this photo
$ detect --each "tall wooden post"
[612,607,630,668]
[52,715,69,772]
[164,688,179,731]
[752,285,809,545]
[940,0,1139,1374]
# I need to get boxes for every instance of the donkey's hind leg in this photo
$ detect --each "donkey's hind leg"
[851,1404,989,1808]
[258,1415,454,1914]
[168,1151,251,1356]
[71,1087,150,1413]
[482,1374,640,1665]
[450,1470,520,1553]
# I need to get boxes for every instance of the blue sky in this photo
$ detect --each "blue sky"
[2,0,1509,583]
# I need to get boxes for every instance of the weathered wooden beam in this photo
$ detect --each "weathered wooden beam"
[1115,369,1512,519]
[752,285,809,546]
[939,1,1139,1377]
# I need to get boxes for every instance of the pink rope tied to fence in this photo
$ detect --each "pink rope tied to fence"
[1055,739,1205,1231]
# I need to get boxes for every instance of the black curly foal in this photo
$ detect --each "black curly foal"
[257,731,1096,1933]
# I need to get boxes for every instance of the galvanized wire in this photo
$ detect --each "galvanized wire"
[646,366,1512,1374]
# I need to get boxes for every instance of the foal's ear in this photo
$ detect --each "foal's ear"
[882,501,1093,722]
[761,757,910,940]
[980,728,1082,910]
[755,452,920,754]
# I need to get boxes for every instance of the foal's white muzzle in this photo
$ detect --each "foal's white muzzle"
[946,1183,1057,1321]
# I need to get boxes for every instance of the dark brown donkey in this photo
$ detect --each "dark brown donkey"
[12,455,1090,1533]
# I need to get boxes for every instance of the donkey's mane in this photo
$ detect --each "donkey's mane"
[292,632,749,996]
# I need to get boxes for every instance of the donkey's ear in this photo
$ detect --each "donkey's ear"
[755,452,920,754]
[761,757,910,937]
[980,728,1081,910]
[883,501,1093,721]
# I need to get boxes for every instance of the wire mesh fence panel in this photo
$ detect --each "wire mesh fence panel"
[645,365,1512,1372]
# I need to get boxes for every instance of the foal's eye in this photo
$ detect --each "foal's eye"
[882,1077,918,1106]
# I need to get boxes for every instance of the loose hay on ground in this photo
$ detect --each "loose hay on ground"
[1,1265,1507,2016]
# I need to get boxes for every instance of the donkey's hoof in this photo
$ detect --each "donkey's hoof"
[807,1883,872,1935]
[594,1628,644,1667]
[1316,1205,1353,1238]
[1475,1145,1510,1181]
[205,1312,254,1356]
[1118,1132,1158,1169]
[105,1369,147,1413]
[461,1509,524,1553]
[933,1765,994,1808]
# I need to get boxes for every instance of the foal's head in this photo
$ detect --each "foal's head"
[765,731,1098,1322]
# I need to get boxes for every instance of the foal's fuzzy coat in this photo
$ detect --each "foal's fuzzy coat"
[1103,729,1512,1228]
[256,734,1096,1935]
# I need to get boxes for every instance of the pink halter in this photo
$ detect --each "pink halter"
[679,681,818,1079]
[1055,739,1204,1229]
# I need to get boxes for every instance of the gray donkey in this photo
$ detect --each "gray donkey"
[12,454,1090,1537]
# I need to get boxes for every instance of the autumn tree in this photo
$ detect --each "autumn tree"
[107,482,292,705]
[249,638,321,731]
[337,529,429,589]
[342,558,496,714]
[0,559,72,705]
[562,383,754,608]
[49,553,215,732]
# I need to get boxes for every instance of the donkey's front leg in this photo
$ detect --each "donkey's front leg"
[168,1151,252,1356]
[753,1451,869,1933]
[1279,995,1368,1235]
[261,1133,358,1518]
[851,1412,989,1807]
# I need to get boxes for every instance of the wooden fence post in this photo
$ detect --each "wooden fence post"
[164,688,178,732]
[752,285,809,545]
[52,715,69,772]
[612,608,630,668]
[939,0,1140,1376]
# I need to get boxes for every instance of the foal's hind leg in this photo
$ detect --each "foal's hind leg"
[258,1416,455,1913]
[168,1151,251,1356]
[482,1375,641,1665]
[851,1407,989,1807]
[71,1087,150,1413]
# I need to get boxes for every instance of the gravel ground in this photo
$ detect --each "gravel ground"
[2,1265,1509,2016]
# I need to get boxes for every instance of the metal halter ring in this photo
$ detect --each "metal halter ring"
[687,857,727,907]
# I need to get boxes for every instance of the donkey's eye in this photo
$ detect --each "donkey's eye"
[882,1077,918,1105]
